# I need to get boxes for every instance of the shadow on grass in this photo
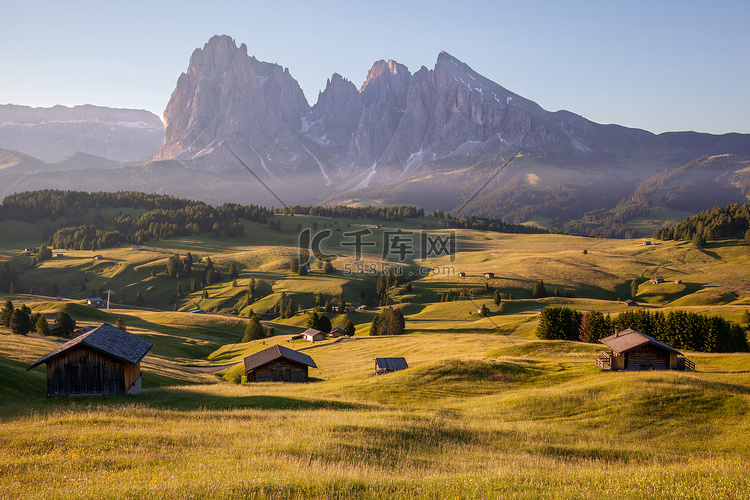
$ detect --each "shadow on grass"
[137,387,368,411]
[0,389,370,419]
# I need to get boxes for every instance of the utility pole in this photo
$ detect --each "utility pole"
[105,290,112,310]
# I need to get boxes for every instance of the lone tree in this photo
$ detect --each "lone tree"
[115,317,127,331]
[242,315,266,342]
[493,290,502,306]
[344,319,355,337]
[54,312,76,338]
[229,262,239,281]
[323,260,335,273]
[532,280,548,299]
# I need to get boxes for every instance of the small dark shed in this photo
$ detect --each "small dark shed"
[244,345,317,382]
[28,323,153,397]
[596,328,693,371]
[374,357,408,375]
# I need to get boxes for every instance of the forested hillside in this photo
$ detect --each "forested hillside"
[654,202,750,243]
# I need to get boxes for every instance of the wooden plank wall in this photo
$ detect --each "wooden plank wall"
[626,345,669,370]
[46,346,127,397]
[251,360,308,382]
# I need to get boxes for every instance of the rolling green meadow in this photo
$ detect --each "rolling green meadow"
[1,211,750,499]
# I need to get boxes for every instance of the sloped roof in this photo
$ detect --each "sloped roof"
[301,328,325,338]
[599,328,682,355]
[375,357,409,372]
[244,345,317,373]
[28,323,153,370]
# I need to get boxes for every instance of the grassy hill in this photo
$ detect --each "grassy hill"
[2,328,749,498]
[2,210,750,498]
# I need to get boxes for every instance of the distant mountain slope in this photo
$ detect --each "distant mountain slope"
[0,148,45,173]
[0,104,164,162]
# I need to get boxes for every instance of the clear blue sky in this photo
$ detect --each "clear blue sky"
[1,0,748,134]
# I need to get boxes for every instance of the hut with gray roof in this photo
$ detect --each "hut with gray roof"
[244,345,317,382]
[374,357,409,375]
[28,323,153,397]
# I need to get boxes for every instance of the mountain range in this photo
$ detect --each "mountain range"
[0,104,163,163]
[1,34,749,235]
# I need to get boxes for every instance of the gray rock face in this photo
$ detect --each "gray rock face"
[157,36,750,193]
[0,104,164,163]
[157,35,313,179]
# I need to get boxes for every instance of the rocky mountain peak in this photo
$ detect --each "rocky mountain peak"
[156,35,310,169]
[186,35,240,78]
[360,59,411,94]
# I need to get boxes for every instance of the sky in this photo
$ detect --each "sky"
[1,0,748,134]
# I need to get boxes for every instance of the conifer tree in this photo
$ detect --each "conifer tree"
[10,308,31,335]
[54,312,76,338]
[344,320,355,337]
[35,315,50,336]
[0,299,15,327]
[242,315,266,342]
[532,280,548,298]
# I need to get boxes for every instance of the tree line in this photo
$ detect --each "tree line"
[0,190,274,250]
[536,305,748,352]
[653,203,750,243]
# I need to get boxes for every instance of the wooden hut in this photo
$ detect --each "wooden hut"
[329,327,345,338]
[87,297,106,308]
[596,328,693,371]
[27,323,153,397]
[243,345,316,382]
[302,328,326,342]
[484,272,495,279]
[374,357,409,375]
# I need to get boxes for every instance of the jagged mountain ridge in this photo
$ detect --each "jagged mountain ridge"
[157,35,750,194]
[0,104,164,163]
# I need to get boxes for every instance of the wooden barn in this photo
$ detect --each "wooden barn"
[596,328,694,371]
[329,327,345,338]
[374,357,409,375]
[27,323,153,397]
[302,328,326,342]
[243,345,317,382]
